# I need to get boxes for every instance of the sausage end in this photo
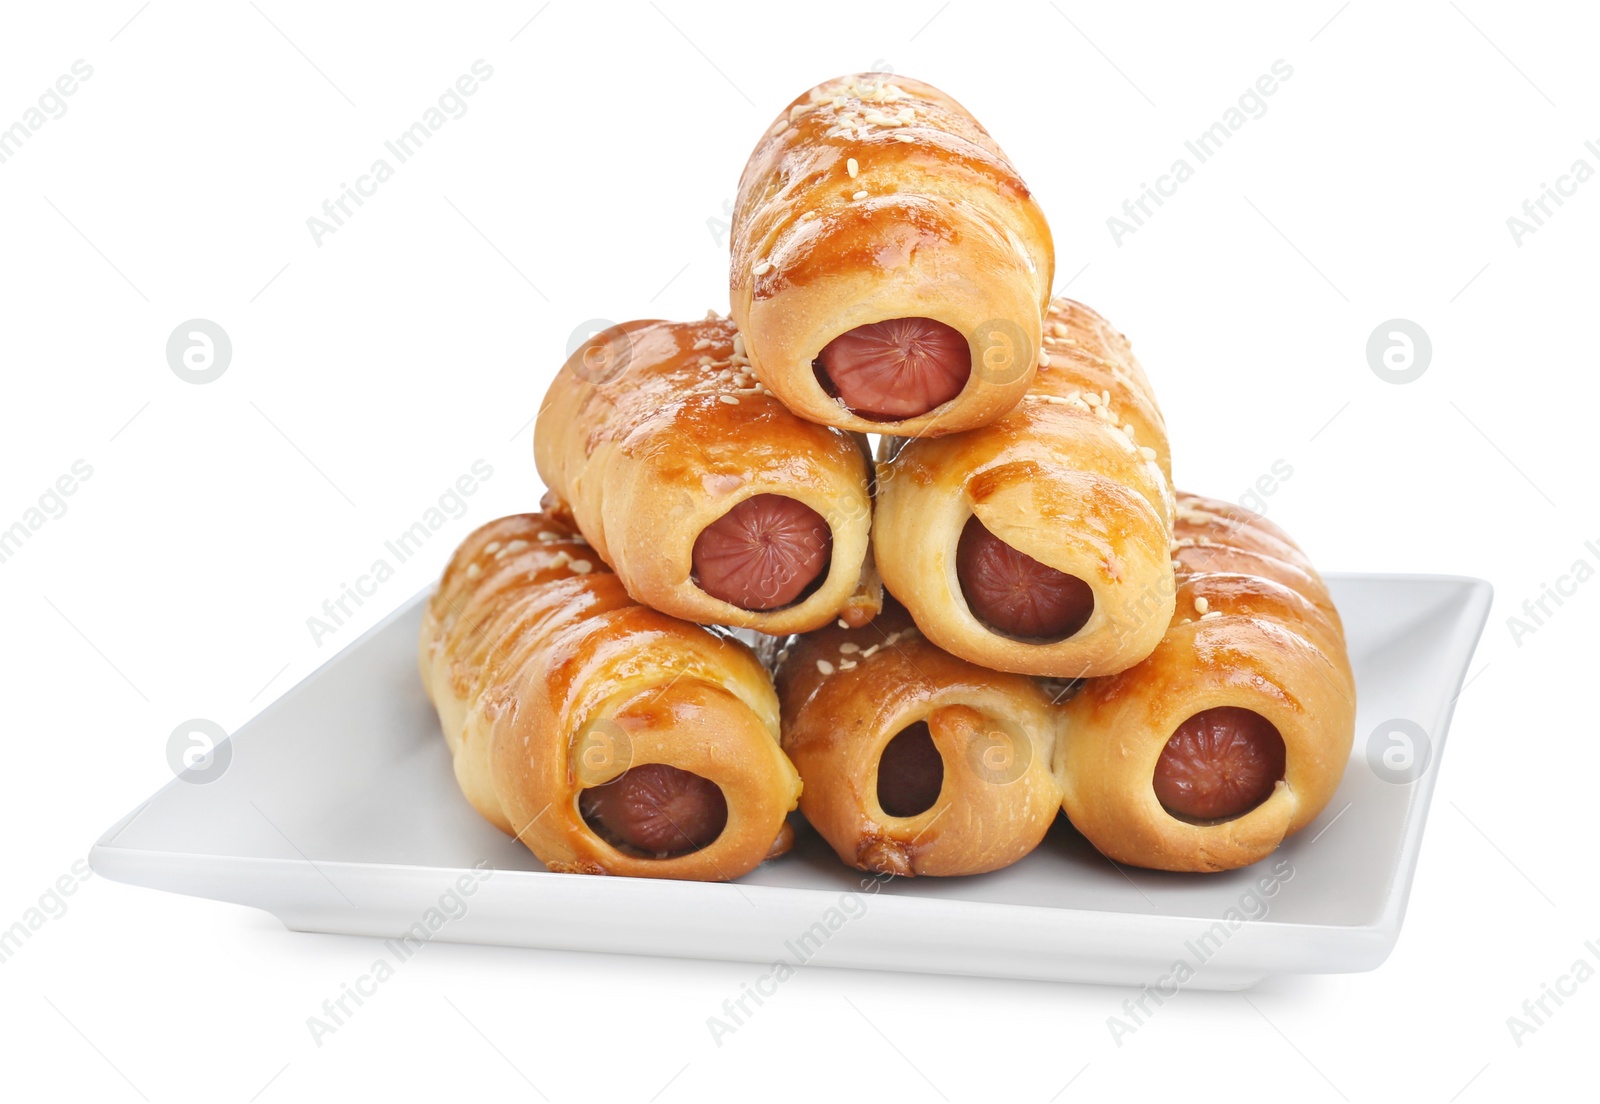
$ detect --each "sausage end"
[876,721,945,818]
[1153,707,1286,823]
[956,516,1094,640]
[692,494,832,611]
[579,763,729,857]
[814,317,971,420]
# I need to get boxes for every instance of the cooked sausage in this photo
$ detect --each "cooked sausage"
[1153,707,1286,822]
[876,721,945,818]
[956,516,1094,639]
[579,763,729,856]
[692,494,832,610]
[814,317,971,419]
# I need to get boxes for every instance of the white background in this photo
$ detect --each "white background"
[0,1,1592,1100]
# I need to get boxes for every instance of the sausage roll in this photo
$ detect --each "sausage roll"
[731,72,1054,437]
[874,298,1176,678]
[775,605,1062,877]
[1055,494,1356,873]
[535,314,880,635]
[419,511,802,881]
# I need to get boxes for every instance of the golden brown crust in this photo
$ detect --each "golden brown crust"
[1054,493,1356,872]
[731,73,1053,436]
[534,315,880,634]
[775,606,1062,877]
[419,511,802,881]
[874,298,1176,677]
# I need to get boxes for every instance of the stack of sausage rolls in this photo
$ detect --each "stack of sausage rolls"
[421,72,1356,883]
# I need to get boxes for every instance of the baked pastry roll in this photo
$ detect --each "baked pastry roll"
[730,72,1053,437]
[1055,494,1356,873]
[775,605,1062,877]
[419,511,802,880]
[874,298,1175,678]
[535,314,879,635]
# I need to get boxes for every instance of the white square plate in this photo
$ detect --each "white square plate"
[90,573,1490,990]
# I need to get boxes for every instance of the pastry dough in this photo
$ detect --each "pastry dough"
[775,605,1062,877]
[874,298,1175,678]
[1055,493,1356,872]
[419,511,802,880]
[731,72,1053,436]
[535,315,880,635]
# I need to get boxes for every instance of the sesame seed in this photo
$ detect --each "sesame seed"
[484,541,501,554]
[837,619,849,629]
[570,560,592,575]
[861,644,879,658]
[719,395,739,405]
[1139,446,1158,460]
[839,659,857,670]
[1083,391,1101,407]
[753,261,773,276]
[1201,610,1222,620]
[732,333,746,356]
[853,190,868,200]
[817,659,835,675]
[893,132,916,143]
[1194,596,1209,614]
[1053,322,1069,338]
[692,338,714,350]
[551,551,571,568]
[847,157,859,178]
[839,643,860,654]
[1038,349,1050,368]
[504,540,529,554]
[537,530,557,541]
[465,562,481,579]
